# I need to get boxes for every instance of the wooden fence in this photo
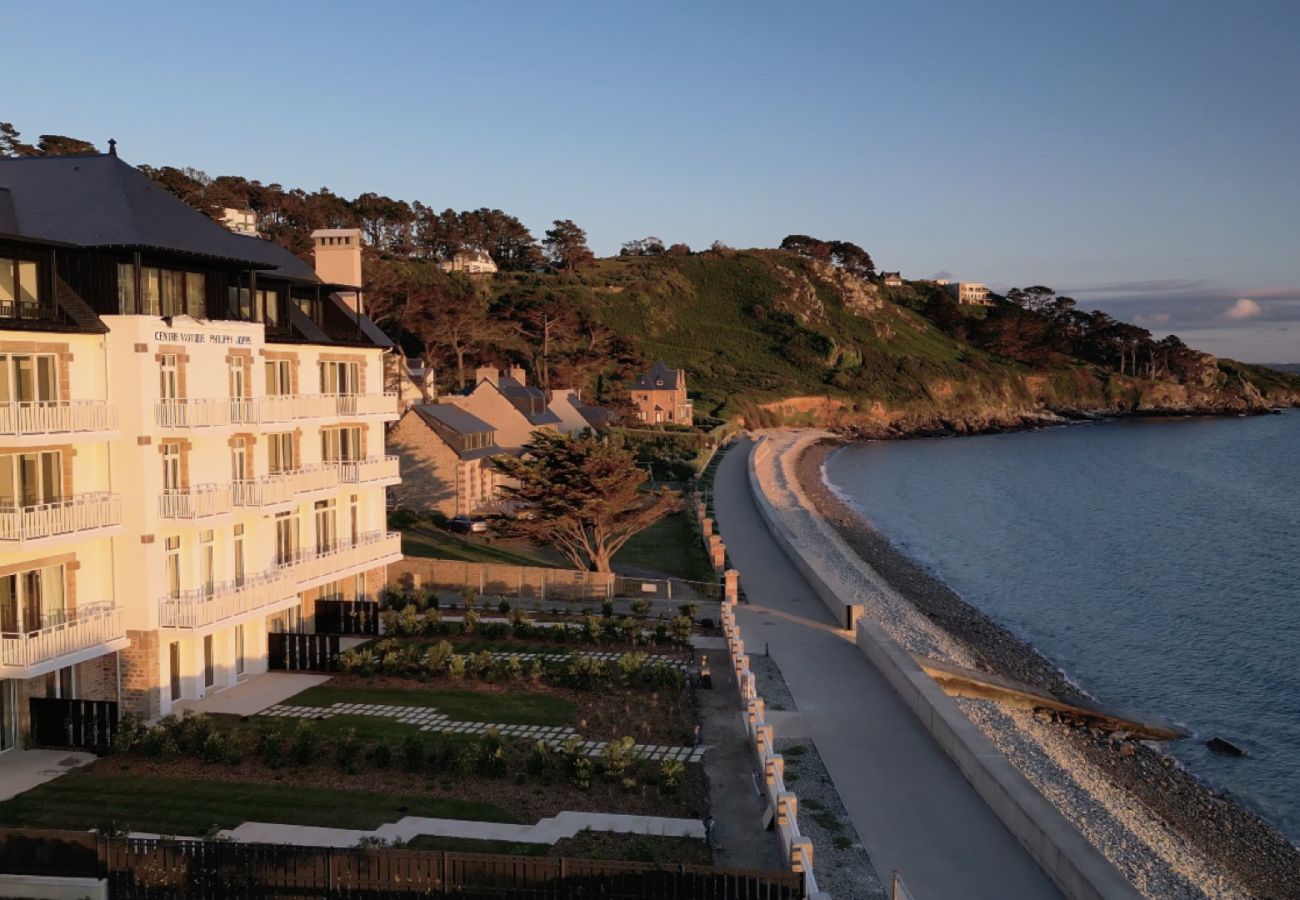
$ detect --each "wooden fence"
[28,697,118,753]
[268,632,341,672]
[0,829,803,899]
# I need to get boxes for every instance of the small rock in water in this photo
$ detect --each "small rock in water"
[1206,737,1248,757]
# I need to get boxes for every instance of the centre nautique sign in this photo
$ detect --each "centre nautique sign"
[153,329,253,346]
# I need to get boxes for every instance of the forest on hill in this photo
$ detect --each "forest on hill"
[4,122,1297,433]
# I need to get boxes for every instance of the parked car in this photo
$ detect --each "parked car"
[448,515,489,535]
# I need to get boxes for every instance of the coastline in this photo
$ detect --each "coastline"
[793,437,1300,900]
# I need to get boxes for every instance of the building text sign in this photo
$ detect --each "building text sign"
[154,330,253,346]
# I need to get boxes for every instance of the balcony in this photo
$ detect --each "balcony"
[231,464,340,508]
[0,493,122,543]
[155,398,250,429]
[255,394,338,424]
[330,393,398,418]
[0,603,127,673]
[158,571,295,630]
[337,455,400,485]
[0,400,117,439]
[159,484,233,519]
[285,530,403,587]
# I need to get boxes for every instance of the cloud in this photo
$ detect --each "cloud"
[1224,298,1262,320]
[1066,278,1209,295]
[1133,313,1170,326]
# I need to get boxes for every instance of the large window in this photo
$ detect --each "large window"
[161,442,182,491]
[321,426,362,462]
[319,361,360,395]
[117,264,206,317]
[0,451,63,508]
[0,257,41,319]
[274,511,299,565]
[0,353,57,404]
[0,564,67,633]
[267,432,295,474]
[314,499,337,553]
[265,360,292,396]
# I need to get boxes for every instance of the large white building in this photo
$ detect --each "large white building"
[0,151,401,747]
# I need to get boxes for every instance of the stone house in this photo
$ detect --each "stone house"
[631,361,692,426]
[388,405,502,517]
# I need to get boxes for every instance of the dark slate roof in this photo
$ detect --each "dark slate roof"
[524,408,563,426]
[414,403,495,436]
[0,153,307,274]
[577,403,614,427]
[633,361,681,391]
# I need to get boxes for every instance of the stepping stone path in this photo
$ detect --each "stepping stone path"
[260,701,706,763]
[463,650,690,670]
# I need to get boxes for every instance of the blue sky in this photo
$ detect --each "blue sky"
[6,0,1299,360]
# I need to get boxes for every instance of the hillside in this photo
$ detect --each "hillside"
[473,251,1300,435]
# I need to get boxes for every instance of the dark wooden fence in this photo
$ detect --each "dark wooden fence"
[28,697,118,753]
[268,632,341,672]
[0,829,803,899]
[315,599,380,636]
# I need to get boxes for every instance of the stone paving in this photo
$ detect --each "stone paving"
[457,650,690,670]
[260,701,706,763]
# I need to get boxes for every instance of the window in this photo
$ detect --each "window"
[203,635,214,689]
[0,451,63,507]
[229,358,249,399]
[161,442,182,491]
[0,564,67,633]
[185,273,206,318]
[232,525,246,587]
[231,436,248,485]
[165,536,182,598]
[235,625,245,677]
[229,286,253,321]
[315,498,337,553]
[260,288,281,326]
[321,426,362,462]
[265,360,292,396]
[274,511,299,565]
[0,353,57,404]
[267,432,295,474]
[200,530,215,600]
[349,494,359,546]
[0,680,14,752]
[319,361,360,395]
[0,257,41,318]
[169,643,182,701]
[159,354,180,400]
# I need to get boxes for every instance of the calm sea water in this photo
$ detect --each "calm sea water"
[823,411,1300,843]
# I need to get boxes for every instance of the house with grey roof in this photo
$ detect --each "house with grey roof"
[388,403,504,516]
[631,361,692,426]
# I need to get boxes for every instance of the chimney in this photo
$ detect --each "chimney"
[475,366,498,387]
[311,228,364,313]
[508,366,526,386]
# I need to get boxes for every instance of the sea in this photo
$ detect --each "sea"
[822,410,1300,844]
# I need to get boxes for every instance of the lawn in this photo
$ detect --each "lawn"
[0,772,517,835]
[404,835,547,855]
[280,684,577,726]
[400,523,563,567]
[613,512,714,582]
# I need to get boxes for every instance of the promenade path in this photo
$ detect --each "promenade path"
[712,437,1061,899]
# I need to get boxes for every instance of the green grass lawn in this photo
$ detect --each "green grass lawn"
[280,684,576,726]
[0,772,517,835]
[613,512,714,582]
[404,835,546,855]
[400,524,563,567]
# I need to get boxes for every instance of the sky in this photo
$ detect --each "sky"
[5,0,1299,361]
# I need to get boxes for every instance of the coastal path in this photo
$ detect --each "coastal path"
[712,436,1061,899]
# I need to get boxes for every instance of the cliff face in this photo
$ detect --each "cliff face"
[490,251,1300,435]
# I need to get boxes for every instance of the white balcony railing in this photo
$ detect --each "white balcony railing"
[158,571,292,630]
[280,530,402,585]
[256,394,338,424]
[0,400,117,437]
[0,603,125,669]
[0,493,122,542]
[159,484,233,519]
[337,455,400,484]
[155,398,241,429]
[330,393,398,417]
[231,464,339,507]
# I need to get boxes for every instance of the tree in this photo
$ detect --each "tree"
[0,122,37,157]
[493,432,681,572]
[543,219,594,271]
[36,134,97,156]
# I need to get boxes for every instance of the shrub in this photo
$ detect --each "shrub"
[459,586,479,610]
[528,657,545,684]
[366,738,394,769]
[505,654,524,682]
[424,588,441,610]
[478,621,510,639]
[700,617,715,630]
[497,598,511,615]
[176,712,215,755]
[475,728,507,777]
[422,608,443,633]
[400,733,425,772]
[654,623,669,644]
[469,650,493,679]
[379,609,399,636]
[599,736,636,781]
[659,759,685,793]
[426,733,461,773]
[334,728,362,773]
[580,614,601,644]
[617,651,647,684]
[564,655,606,689]
[396,604,422,636]
[200,732,228,765]
[290,720,319,766]
[679,602,700,622]
[669,615,693,644]
[631,598,651,619]
[572,756,593,790]
[618,617,640,646]
[380,650,406,677]
[255,728,284,769]
[423,640,454,675]
[448,654,467,679]
[526,740,553,779]
[339,648,363,675]
[509,607,531,635]
[111,714,146,755]
[601,599,615,617]
[462,609,480,634]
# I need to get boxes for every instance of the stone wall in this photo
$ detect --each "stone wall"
[387,411,463,516]
[75,653,118,702]
[119,629,162,720]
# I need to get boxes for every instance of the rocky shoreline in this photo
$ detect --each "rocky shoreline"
[795,438,1300,900]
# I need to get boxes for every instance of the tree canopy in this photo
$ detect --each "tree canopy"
[492,432,681,573]
[543,219,595,271]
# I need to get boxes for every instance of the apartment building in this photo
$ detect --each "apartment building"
[946,282,993,306]
[0,151,401,744]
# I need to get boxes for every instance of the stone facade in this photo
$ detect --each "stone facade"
[388,411,491,517]
[119,629,162,720]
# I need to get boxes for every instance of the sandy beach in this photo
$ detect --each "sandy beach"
[767,433,1300,899]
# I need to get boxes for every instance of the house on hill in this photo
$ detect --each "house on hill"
[389,404,502,516]
[881,271,903,287]
[946,282,992,306]
[547,388,613,436]
[440,367,559,451]
[439,249,497,275]
[631,362,692,426]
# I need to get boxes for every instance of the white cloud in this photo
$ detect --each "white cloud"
[1134,312,1170,326]
[1224,298,1262,320]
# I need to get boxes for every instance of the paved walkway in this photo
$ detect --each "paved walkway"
[0,749,94,802]
[713,437,1060,900]
[171,672,330,717]
[260,702,707,763]
[134,810,705,848]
